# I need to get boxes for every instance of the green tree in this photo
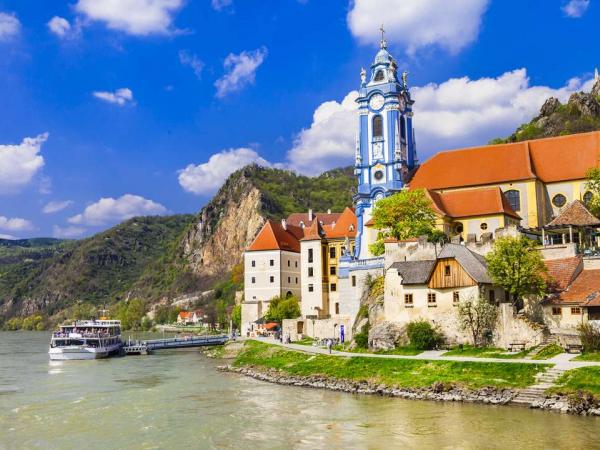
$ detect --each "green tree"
[231,304,241,329]
[116,299,147,330]
[4,317,23,330]
[585,167,600,216]
[265,296,301,322]
[368,189,439,256]
[216,299,229,329]
[485,236,547,308]
[457,297,499,347]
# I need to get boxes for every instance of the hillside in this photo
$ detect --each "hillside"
[491,78,600,143]
[0,165,355,324]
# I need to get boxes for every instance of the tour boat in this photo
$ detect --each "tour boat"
[48,319,123,360]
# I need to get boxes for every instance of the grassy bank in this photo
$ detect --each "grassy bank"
[550,367,600,397]
[574,352,600,362]
[234,341,548,389]
[442,345,530,360]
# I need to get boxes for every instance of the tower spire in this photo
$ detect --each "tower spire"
[379,24,387,49]
[595,67,599,82]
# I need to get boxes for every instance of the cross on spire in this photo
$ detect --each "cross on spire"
[379,24,387,49]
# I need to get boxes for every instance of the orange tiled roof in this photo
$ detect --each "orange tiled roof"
[410,132,600,190]
[286,212,342,228]
[322,207,357,239]
[546,200,600,227]
[552,269,600,305]
[300,220,323,241]
[426,187,521,220]
[178,311,192,319]
[544,257,582,292]
[247,220,302,252]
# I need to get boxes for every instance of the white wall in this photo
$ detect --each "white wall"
[244,250,301,303]
[300,240,326,317]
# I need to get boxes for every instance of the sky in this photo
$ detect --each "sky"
[1,0,599,239]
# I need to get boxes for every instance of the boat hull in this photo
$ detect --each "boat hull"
[48,343,122,361]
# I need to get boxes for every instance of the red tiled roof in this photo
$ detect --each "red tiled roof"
[286,212,342,228]
[547,200,600,227]
[544,257,582,292]
[322,207,357,239]
[178,311,192,319]
[553,269,600,305]
[247,220,302,252]
[410,132,600,190]
[426,187,521,220]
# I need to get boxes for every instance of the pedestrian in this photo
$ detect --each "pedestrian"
[327,338,333,354]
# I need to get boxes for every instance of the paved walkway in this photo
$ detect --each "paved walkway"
[254,338,600,370]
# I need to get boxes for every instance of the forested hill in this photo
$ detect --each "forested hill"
[491,78,600,143]
[0,165,355,326]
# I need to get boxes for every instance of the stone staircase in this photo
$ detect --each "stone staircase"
[525,335,561,358]
[511,366,567,406]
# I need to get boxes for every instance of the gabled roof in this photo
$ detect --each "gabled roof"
[322,207,357,239]
[437,244,492,284]
[178,311,191,319]
[410,132,600,190]
[550,269,600,306]
[546,200,600,227]
[545,257,583,292]
[286,212,342,228]
[246,220,302,252]
[390,260,436,284]
[300,220,324,241]
[427,187,521,220]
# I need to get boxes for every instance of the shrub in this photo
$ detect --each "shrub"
[578,323,600,353]
[354,322,370,349]
[407,320,443,350]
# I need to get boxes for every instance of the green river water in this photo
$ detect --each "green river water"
[1,332,599,449]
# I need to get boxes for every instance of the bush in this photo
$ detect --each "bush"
[578,323,600,353]
[407,320,443,350]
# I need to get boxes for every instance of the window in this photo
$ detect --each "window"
[308,284,314,292]
[453,291,460,304]
[308,267,314,277]
[454,223,463,234]
[552,307,562,316]
[330,283,337,292]
[287,277,290,283]
[373,115,383,138]
[270,276,274,283]
[504,190,521,212]
[583,191,593,205]
[251,277,256,284]
[373,170,384,181]
[404,293,413,305]
[480,223,488,231]
[330,266,337,276]
[295,277,298,284]
[552,194,567,208]
[489,290,496,303]
[352,275,356,287]
[287,260,290,267]
[427,293,437,304]
[329,247,336,259]
[251,260,256,267]
[269,259,274,267]
[308,248,313,263]
[374,70,385,82]
[444,265,451,276]
[505,291,510,302]
[335,303,340,314]
[571,307,581,315]
[295,261,298,268]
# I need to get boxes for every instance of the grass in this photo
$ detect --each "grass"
[295,337,317,346]
[235,340,548,389]
[549,367,600,397]
[442,345,530,360]
[332,344,423,356]
[531,344,564,360]
[573,352,600,362]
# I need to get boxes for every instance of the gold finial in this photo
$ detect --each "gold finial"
[379,24,387,49]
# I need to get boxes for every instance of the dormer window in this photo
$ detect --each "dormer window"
[374,70,385,82]
[373,115,383,138]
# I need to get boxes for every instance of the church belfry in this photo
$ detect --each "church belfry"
[354,26,418,259]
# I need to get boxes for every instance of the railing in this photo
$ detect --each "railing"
[349,257,384,268]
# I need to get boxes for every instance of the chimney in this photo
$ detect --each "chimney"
[281,219,287,230]
[308,209,313,222]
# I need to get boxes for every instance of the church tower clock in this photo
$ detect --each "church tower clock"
[354,27,418,259]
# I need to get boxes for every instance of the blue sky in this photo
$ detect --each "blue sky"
[0,0,598,239]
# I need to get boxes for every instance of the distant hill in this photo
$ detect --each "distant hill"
[0,238,66,248]
[0,165,356,324]
[491,78,600,143]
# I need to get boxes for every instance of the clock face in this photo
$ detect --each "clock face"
[369,94,385,111]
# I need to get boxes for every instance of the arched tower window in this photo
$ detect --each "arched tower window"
[373,115,383,139]
[504,190,521,212]
[374,70,385,82]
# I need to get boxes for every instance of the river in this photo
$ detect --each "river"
[1,332,599,449]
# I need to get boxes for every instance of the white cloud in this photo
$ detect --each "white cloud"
[179,50,204,79]
[212,0,233,11]
[347,0,490,54]
[75,0,184,36]
[215,47,267,98]
[43,200,74,214]
[47,16,71,37]
[286,69,596,173]
[178,148,269,194]
[52,225,86,239]
[286,92,358,175]
[0,12,20,41]
[0,216,33,232]
[0,233,17,240]
[562,0,590,17]
[0,134,47,194]
[68,194,167,226]
[93,88,134,106]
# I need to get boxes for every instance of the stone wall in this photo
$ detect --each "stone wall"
[494,303,546,349]
[282,316,353,342]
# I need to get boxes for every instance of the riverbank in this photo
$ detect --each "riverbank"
[219,340,600,416]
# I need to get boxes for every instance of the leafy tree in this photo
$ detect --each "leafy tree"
[4,317,23,330]
[585,167,600,216]
[231,304,241,329]
[154,305,181,324]
[216,299,229,329]
[368,189,439,256]
[265,296,301,322]
[116,298,147,330]
[485,236,547,308]
[457,297,499,347]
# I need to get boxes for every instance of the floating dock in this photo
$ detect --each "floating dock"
[123,334,229,355]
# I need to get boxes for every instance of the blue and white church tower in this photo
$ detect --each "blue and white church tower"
[354,27,418,259]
